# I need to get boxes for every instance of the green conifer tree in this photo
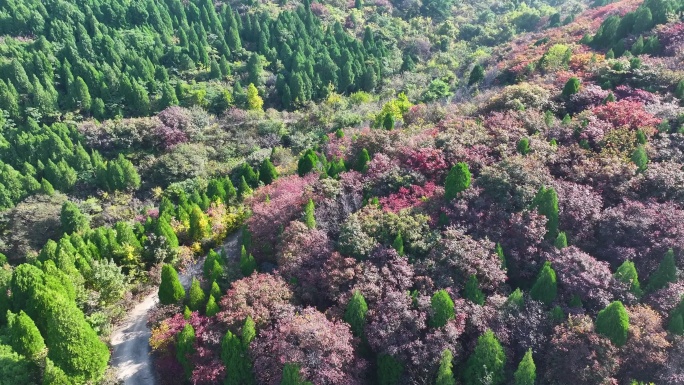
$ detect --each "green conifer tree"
[430,289,455,327]
[615,260,642,296]
[187,278,206,312]
[517,138,531,155]
[382,113,395,130]
[532,187,559,239]
[464,275,485,305]
[60,201,89,234]
[40,179,55,196]
[444,162,471,200]
[647,249,678,291]
[303,199,316,229]
[355,149,371,172]
[562,77,581,97]
[554,232,568,249]
[435,349,455,385]
[222,328,255,385]
[206,295,219,317]
[468,64,485,86]
[463,330,506,385]
[631,145,648,173]
[238,244,255,275]
[530,261,558,305]
[377,354,403,385]
[189,205,210,242]
[259,158,278,185]
[344,291,368,338]
[281,363,311,385]
[177,323,196,380]
[8,310,45,359]
[158,264,185,305]
[392,232,405,256]
[514,349,536,385]
[595,301,630,346]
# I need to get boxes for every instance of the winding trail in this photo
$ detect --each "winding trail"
[110,231,242,385]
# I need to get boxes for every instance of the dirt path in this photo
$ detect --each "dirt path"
[110,231,242,385]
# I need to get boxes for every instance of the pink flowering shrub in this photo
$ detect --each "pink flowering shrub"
[251,307,364,385]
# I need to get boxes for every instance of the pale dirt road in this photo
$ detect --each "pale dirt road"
[110,231,241,385]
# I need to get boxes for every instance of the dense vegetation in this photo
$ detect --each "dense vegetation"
[0,0,683,383]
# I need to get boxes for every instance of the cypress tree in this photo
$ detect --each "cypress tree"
[242,316,256,348]
[240,246,257,276]
[8,310,45,359]
[355,149,371,172]
[506,288,524,309]
[246,54,263,87]
[158,264,185,305]
[184,306,192,319]
[298,149,319,176]
[468,64,485,86]
[562,77,581,97]
[382,113,395,130]
[554,232,568,249]
[430,289,455,327]
[209,59,222,79]
[631,145,648,173]
[377,354,403,385]
[246,83,263,111]
[210,281,221,299]
[344,291,368,338]
[189,205,210,241]
[595,301,630,346]
[464,275,485,305]
[495,243,507,269]
[222,329,255,385]
[530,261,557,305]
[517,138,530,155]
[647,249,678,291]
[187,278,206,312]
[463,330,506,385]
[615,260,642,296]
[43,358,71,385]
[532,187,559,239]
[60,201,89,234]
[281,363,311,385]
[259,158,278,185]
[177,323,196,380]
[40,179,55,195]
[435,349,455,385]
[668,296,684,334]
[303,199,316,229]
[514,349,536,385]
[444,162,471,200]
[392,232,404,256]
[70,76,91,112]
[206,295,219,317]
[159,82,179,109]
[676,79,684,99]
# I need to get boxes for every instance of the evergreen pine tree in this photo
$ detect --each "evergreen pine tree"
[344,291,368,338]
[8,310,45,359]
[392,232,404,256]
[464,275,485,305]
[514,349,536,385]
[435,349,455,385]
[463,330,506,385]
[159,82,179,109]
[430,289,455,327]
[177,323,196,380]
[246,54,263,87]
[554,232,568,249]
[530,261,557,305]
[595,301,630,346]
[468,64,485,86]
[242,316,256,348]
[668,296,684,334]
[210,281,221,299]
[189,205,210,242]
[206,295,219,316]
[377,354,403,385]
[298,149,319,176]
[517,138,530,155]
[246,83,263,111]
[631,145,648,173]
[238,176,252,200]
[60,201,89,234]
[496,243,507,269]
[40,179,55,196]
[615,260,642,296]
[506,288,524,309]
[187,278,206,312]
[259,158,278,185]
[70,77,91,112]
[43,358,71,385]
[240,246,257,276]
[281,363,311,385]
[209,59,222,79]
[533,187,559,239]
[676,79,684,99]
[303,199,316,229]
[562,77,581,97]
[647,249,678,291]
[158,264,185,305]
[222,329,255,385]
[444,162,471,200]
[382,113,395,130]
[355,149,371,172]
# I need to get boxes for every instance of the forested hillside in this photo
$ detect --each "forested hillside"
[0,0,683,383]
